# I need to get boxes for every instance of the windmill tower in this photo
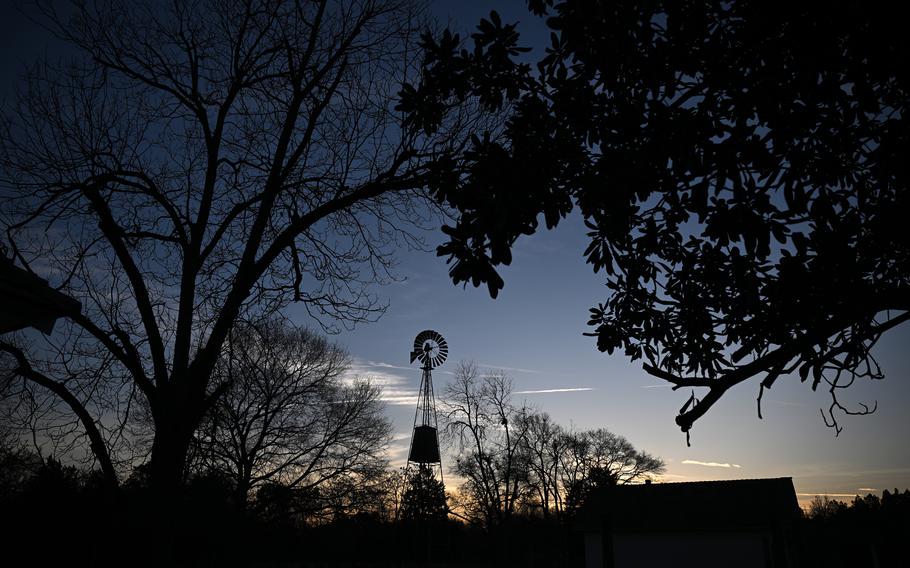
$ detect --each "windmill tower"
[406,330,447,483]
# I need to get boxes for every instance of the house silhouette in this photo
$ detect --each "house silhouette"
[576,477,802,568]
[0,256,80,335]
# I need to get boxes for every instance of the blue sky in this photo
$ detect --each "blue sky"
[306,206,910,507]
[3,1,908,508]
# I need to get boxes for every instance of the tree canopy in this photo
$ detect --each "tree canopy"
[401,0,910,438]
[191,319,390,508]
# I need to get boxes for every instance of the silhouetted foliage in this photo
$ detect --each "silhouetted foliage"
[254,481,321,527]
[807,489,910,526]
[808,494,849,521]
[399,464,448,522]
[0,441,42,502]
[2,445,903,567]
[803,490,910,568]
[0,452,560,566]
[564,466,618,517]
[190,319,391,510]
[401,1,910,438]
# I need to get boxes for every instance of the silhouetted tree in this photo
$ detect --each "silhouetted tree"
[398,464,448,522]
[560,428,664,488]
[0,443,41,502]
[443,362,532,526]
[0,0,490,493]
[802,489,910,567]
[399,1,910,439]
[443,363,663,524]
[564,466,618,517]
[521,420,664,519]
[318,464,401,522]
[521,411,567,518]
[0,375,45,500]
[190,319,391,508]
[254,482,322,527]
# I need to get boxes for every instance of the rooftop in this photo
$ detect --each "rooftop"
[577,477,802,531]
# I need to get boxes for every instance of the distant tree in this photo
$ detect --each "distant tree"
[542,426,664,517]
[0,443,42,501]
[881,488,910,511]
[399,1,910,439]
[521,411,567,518]
[807,495,849,521]
[398,464,448,522]
[191,319,391,510]
[563,466,618,517]
[443,364,663,524]
[440,362,664,524]
[443,362,532,526]
[562,429,664,486]
[803,489,910,566]
[254,482,321,527]
[0,0,495,494]
[0,371,45,500]
[317,464,402,522]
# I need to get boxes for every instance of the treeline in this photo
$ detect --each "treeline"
[0,447,577,567]
[4,447,909,568]
[801,491,910,568]
[443,362,665,526]
[807,490,910,524]
[0,322,665,565]
[1,320,665,528]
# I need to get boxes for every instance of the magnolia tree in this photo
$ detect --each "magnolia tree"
[400,1,910,439]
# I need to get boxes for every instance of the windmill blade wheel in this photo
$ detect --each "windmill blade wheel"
[412,329,448,368]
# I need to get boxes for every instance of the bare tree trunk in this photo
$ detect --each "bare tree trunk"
[149,385,205,495]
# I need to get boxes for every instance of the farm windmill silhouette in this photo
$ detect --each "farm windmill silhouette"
[406,330,447,484]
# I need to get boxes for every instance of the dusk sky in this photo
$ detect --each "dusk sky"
[3,1,908,509]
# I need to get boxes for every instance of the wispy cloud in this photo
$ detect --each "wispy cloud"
[681,459,742,469]
[797,492,863,498]
[478,363,541,374]
[344,360,418,406]
[515,387,595,395]
[386,439,412,461]
[365,361,415,372]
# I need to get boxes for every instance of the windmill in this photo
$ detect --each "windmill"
[406,330,447,483]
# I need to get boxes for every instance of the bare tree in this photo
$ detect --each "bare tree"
[558,428,665,514]
[443,363,664,524]
[190,319,390,509]
[443,362,531,526]
[0,0,484,492]
[570,429,664,485]
[518,416,664,519]
[520,411,567,518]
